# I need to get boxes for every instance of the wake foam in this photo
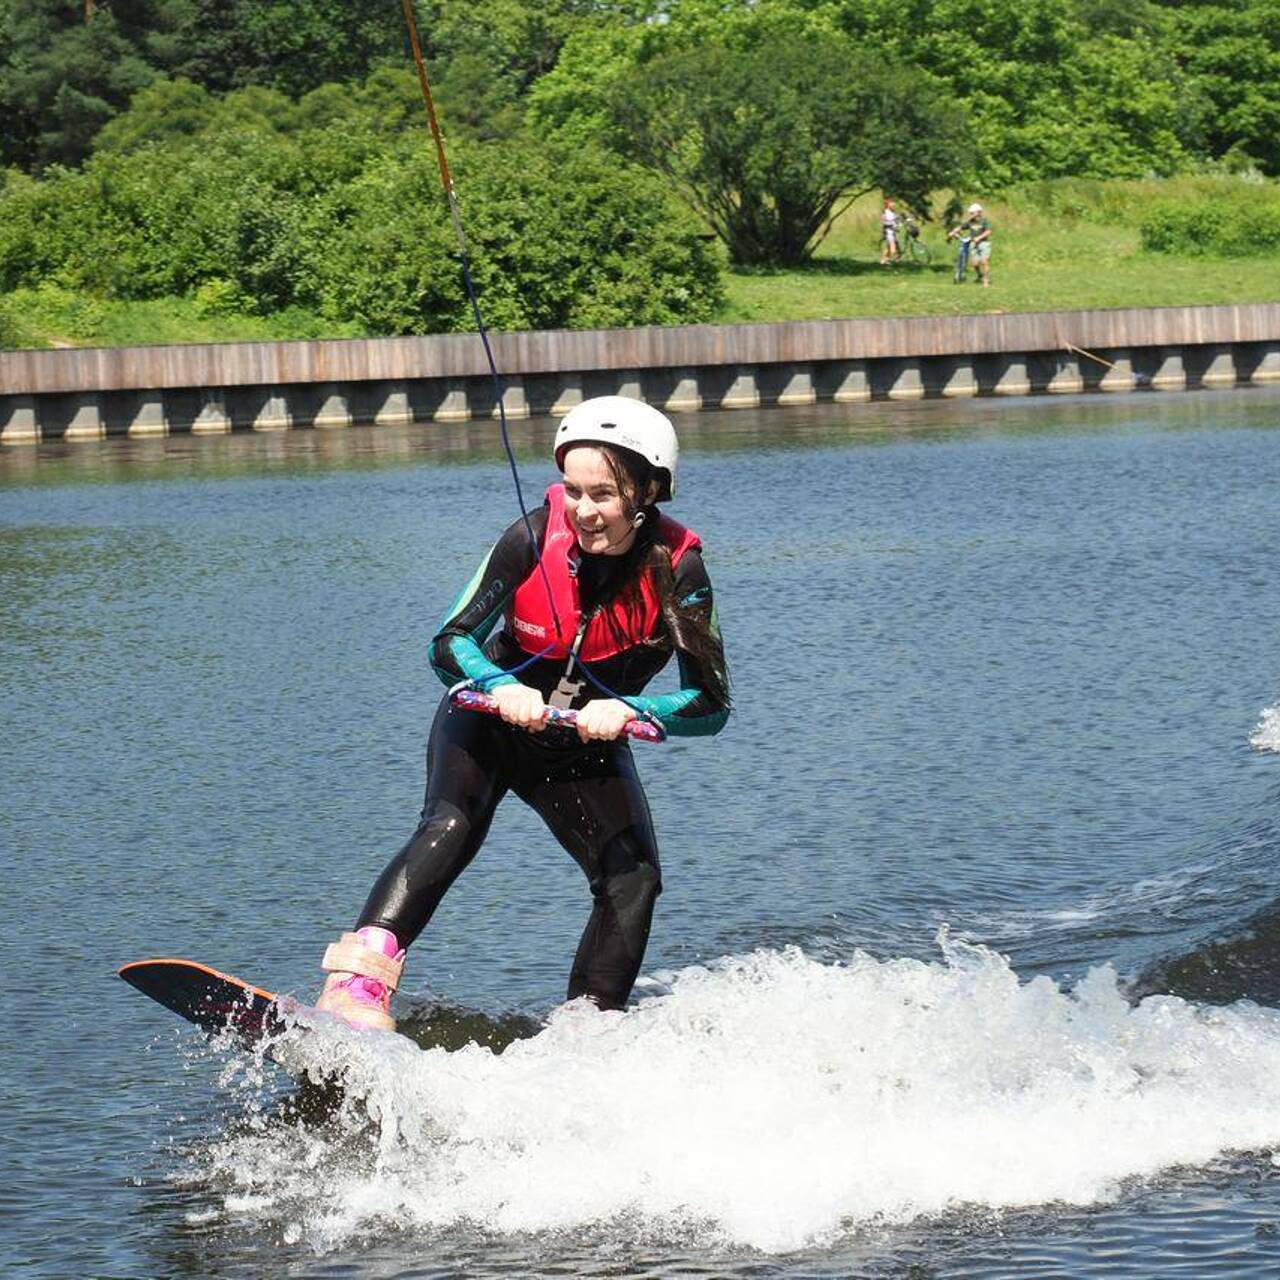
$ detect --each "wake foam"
[192,936,1280,1254]
[1251,705,1280,753]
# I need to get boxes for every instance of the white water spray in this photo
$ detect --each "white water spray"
[1251,704,1280,753]
[193,936,1280,1255]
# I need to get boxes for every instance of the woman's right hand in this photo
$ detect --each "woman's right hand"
[490,682,548,732]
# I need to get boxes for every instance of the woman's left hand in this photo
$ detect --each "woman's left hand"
[574,698,637,743]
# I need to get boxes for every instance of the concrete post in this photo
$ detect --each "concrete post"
[1,395,40,444]
[493,380,529,420]
[885,358,925,400]
[775,364,816,406]
[645,368,701,414]
[549,375,585,417]
[312,384,353,429]
[125,393,168,437]
[1150,348,1186,391]
[992,357,1031,396]
[719,366,761,409]
[63,394,105,441]
[373,382,414,426]
[1200,346,1236,387]
[192,390,232,433]
[613,374,644,402]
[822,360,871,403]
[1250,343,1280,384]
[1098,349,1135,392]
[251,390,292,431]
[939,358,978,398]
[1045,355,1084,394]
[432,379,471,422]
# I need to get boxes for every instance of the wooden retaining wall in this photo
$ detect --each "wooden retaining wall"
[3,303,1280,444]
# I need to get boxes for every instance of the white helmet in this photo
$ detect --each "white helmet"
[967,202,983,214]
[554,395,679,501]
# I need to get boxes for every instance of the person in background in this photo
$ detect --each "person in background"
[880,196,900,265]
[965,202,993,287]
[314,397,731,1031]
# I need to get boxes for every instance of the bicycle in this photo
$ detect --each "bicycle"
[898,213,931,265]
[878,212,932,266]
[950,230,972,282]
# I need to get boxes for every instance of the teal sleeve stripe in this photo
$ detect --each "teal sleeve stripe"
[626,650,729,738]
[429,643,517,692]
[628,691,729,738]
[631,688,699,718]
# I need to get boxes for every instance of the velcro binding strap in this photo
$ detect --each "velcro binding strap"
[321,933,404,990]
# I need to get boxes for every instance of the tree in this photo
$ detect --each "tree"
[161,0,402,98]
[0,0,410,169]
[834,0,1197,182]
[606,31,969,265]
[1164,0,1280,175]
[407,0,615,142]
[89,76,214,155]
[0,0,172,169]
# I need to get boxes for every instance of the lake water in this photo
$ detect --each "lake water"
[5,388,1280,1278]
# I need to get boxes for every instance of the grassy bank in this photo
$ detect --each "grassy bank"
[0,286,345,351]
[719,182,1280,322]
[3,179,1279,350]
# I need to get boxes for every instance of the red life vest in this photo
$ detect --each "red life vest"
[507,484,701,661]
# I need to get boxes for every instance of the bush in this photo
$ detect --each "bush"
[0,99,723,334]
[192,277,250,317]
[1,284,104,344]
[0,294,27,349]
[1140,195,1280,256]
[310,137,723,332]
[1003,178,1153,226]
[1001,176,1280,252]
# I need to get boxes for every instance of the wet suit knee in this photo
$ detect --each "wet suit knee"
[568,845,662,1011]
[602,858,662,944]
[357,799,488,945]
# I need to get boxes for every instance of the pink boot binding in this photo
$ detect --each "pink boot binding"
[315,926,405,1032]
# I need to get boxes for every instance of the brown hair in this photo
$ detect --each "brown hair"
[569,443,730,710]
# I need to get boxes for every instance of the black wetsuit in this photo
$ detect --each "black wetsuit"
[356,505,729,1010]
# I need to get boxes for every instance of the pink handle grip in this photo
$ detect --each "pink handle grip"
[451,689,665,743]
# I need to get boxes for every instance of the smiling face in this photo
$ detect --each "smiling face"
[561,445,641,556]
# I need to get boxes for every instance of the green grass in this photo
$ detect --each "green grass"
[715,185,1280,323]
[4,179,1279,350]
[0,286,350,351]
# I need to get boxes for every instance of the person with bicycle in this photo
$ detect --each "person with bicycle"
[314,397,732,1031]
[948,202,992,286]
[967,202,993,286]
[880,196,901,264]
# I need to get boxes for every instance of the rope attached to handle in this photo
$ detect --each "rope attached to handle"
[398,0,565,643]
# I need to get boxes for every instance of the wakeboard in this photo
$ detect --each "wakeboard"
[119,958,294,1047]
[121,958,541,1056]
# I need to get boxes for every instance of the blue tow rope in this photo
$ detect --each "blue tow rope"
[398,1,659,727]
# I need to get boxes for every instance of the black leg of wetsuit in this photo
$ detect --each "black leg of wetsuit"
[356,697,511,946]
[356,697,661,1011]
[519,742,663,1011]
